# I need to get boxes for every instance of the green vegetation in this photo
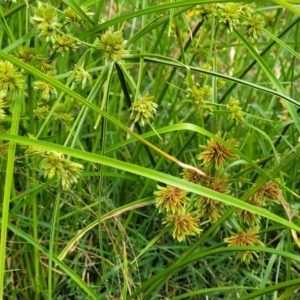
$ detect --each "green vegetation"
[0,0,300,299]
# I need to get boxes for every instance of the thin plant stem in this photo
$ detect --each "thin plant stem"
[0,92,23,299]
[48,188,62,300]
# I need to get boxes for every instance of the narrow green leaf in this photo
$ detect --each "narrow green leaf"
[4,0,37,18]
[234,29,300,133]
[170,286,256,300]
[59,198,155,261]
[1,133,300,234]
[272,0,300,16]
[2,30,39,53]
[239,278,300,300]
[78,0,266,39]
[131,246,300,299]
[0,93,22,298]
[262,27,300,60]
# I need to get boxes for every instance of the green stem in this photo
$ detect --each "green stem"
[173,18,193,87]
[33,201,40,299]
[27,75,35,134]
[0,92,23,299]
[64,65,110,149]
[48,188,62,300]
[96,62,115,296]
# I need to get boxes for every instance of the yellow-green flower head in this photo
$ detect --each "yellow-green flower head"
[240,4,253,18]
[40,151,64,177]
[196,175,230,222]
[154,185,189,214]
[243,14,264,40]
[227,97,245,124]
[235,198,261,226]
[130,93,158,127]
[217,78,226,89]
[64,6,94,27]
[250,181,281,206]
[30,4,62,43]
[74,66,93,89]
[34,78,57,100]
[163,211,201,242]
[261,181,281,204]
[40,151,83,190]
[97,27,128,61]
[265,11,276,27]
[219,3,241,32]
[14,46,45,67]
[197,198,224,223]
[53,103,73,127]
[53,35,78,55]
[197,4,217,21]
[0,61,24,93]
[61,159,83,190]
[33,105,50,121]
[182,166,206,183]
[187,85,213,112]
[40,60,54,73]
[197,131,239,170]
[224,227,264,264]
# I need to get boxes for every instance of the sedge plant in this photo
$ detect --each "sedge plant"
[0,1,300,299]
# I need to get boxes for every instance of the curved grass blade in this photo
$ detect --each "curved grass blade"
[239,278,300,300]
[131,246,300,299]
[277,285,300,300]
[2,29,39,53]
[122,54,300,108]
[1,133,300,235]
[170,286,255,300]
[129,142,300,298]
[59,198,155,261]
[78,0,265,39]
[106,122,298,197]
[0,51,298,183]
[0,50,202,177]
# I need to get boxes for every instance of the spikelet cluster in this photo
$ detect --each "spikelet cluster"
[224,227,264,264]
[197,132,239,170]
[40,151,83,190]
[154,184,201,241]
[0,61,24,94]
[192,3,264,39]
[227,97,245,124]
[97,27,128,62]
[236,181,281,225]
[196,174,230,223]
[24,135,83,190]
[64,6,94,27]
[130,94,158,127]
